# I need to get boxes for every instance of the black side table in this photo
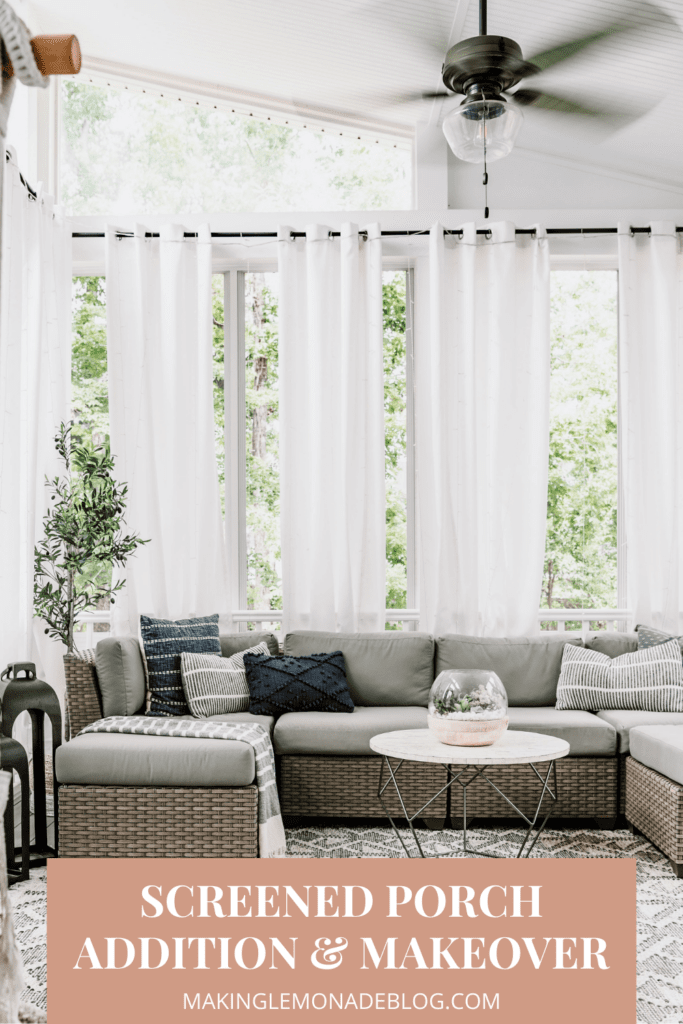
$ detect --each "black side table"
[0,736,30,883]
[0,662,62,862]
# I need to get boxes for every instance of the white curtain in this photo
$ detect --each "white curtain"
[415,221,550,637]
[278,223,385,633]
[106,224,229,634]
[0,150,71,716]
[618,221,683,633]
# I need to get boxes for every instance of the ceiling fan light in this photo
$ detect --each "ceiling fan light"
[442,98,523,163]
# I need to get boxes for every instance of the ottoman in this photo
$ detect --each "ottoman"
[625,725,683,877]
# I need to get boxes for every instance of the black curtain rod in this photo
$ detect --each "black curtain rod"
[5,150,38,201]
[72,226,682,239]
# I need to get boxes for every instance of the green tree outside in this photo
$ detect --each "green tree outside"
[60,80,411,215]
[71,276,108,449]
[541,271,618,628]
[383,272,408,618]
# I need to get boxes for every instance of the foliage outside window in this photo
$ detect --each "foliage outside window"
[70,277,113,635]
[541,271,618,628]
[245,274,281,613]
[60,81,411,214]
[72,277,108,449]
[383,272,408,621]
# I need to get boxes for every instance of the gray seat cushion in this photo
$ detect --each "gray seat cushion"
[273,706,429,755]
[585,633,638,658]
[283,631,434,707]
[55,732,256,787]
[205,711,276,735]
[596,710,683,753]
[436,635,583,707]
[629,726,683,787]
[507,707,617,755]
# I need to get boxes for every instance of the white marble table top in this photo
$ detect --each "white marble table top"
[369,729,570,765]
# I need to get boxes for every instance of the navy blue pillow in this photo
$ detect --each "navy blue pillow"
[243,651,354,718]
[141,614,221,717]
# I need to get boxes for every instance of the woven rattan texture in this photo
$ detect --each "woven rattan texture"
[279,755,448,817]
[279,755,616,819]
[58,785,258,857]
[447,757,617,818]
[619,753,628,815]
[63,656,102,739]
[625,756,683,865]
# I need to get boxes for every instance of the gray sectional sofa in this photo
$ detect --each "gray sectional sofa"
[54,626,683,860]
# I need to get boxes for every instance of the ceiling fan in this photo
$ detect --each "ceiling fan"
[400,0,678,165]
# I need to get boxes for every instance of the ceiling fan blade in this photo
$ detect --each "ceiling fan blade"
[525,27,624,74]
[510,89,647,124]
[524,1,681,75]
[382,89,453,106]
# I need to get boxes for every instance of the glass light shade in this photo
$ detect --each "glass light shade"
[428,669,508,721]
[442,98,523,164]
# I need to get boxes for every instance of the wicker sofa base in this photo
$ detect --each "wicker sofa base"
[279,755,617,821]
[625,756,683,876]
[58,785,259,858]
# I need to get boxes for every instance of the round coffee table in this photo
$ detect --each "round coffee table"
[369,729,570,859]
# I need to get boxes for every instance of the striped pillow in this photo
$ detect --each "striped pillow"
[181,641,271,718]
[556,638,683,712]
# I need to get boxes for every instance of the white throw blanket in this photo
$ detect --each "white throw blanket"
[80,717,286,858]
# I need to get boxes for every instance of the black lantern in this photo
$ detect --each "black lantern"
[0,662,62,863]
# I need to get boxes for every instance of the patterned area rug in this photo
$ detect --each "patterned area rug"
[8,867,47,1014]
[7,826,682,1023]
[287,824,683,1024]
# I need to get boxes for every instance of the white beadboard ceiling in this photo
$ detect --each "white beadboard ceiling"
[27,0,683,188]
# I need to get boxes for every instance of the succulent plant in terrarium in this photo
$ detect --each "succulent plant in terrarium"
[429,670,507,721]
[427,669,509,746]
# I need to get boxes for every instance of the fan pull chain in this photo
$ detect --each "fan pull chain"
[483,161,489,220]
[482,95,489,219]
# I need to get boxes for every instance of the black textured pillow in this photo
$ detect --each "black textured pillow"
[243,651,354,718]
[140,613,221,717]
[637,624,683,660]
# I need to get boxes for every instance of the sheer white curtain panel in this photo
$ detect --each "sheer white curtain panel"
[0,152,71,707]
[415,222,550,637]
[106,224,229,633]
[618,222,683,633]
[278,223,385,633]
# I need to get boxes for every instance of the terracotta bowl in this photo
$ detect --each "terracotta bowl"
[427,714,509,747]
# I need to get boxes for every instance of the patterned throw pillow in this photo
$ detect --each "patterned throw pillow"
[180,641,271,718]
[556,638,683,712]
[140,614,221,717]
[637,624,683,660]
[243,651,354,719]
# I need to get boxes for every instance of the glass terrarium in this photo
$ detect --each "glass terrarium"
[429,669,508,720]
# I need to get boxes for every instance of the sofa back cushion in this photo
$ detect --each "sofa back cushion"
[95,631,280,718]
[435,634,584,707]
[585,632,638,658]
[95,637,147,717]
[220,632,280,657]
[284,631,435,707]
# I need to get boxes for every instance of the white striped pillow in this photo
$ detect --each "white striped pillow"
[180,641,271,718]
[556,638,683,712]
